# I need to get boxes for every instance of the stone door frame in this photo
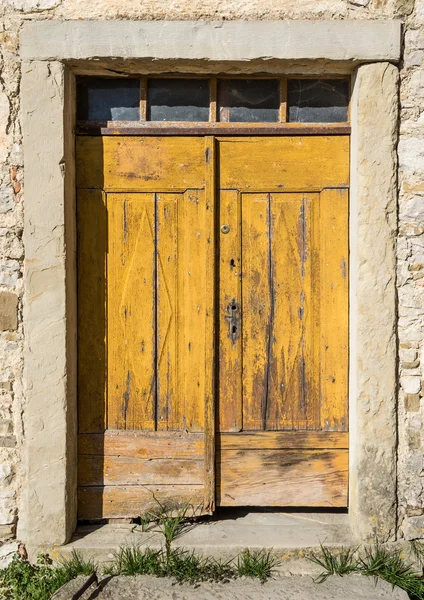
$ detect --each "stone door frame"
[18,20,401,546]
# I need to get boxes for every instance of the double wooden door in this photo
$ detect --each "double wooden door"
[77,135,349,520]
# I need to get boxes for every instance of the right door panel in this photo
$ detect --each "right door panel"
[217,136,349,508]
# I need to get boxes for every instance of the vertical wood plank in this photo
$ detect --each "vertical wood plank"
[177,189,209,432]
[305,193,322,430]
[78,189,107,433]
[267,194,315,430]
[218,190,242,432]
[156,193,180,430]
[107,193,156,430]
[204,136,216,511]
[319,188,349,431]
[241,193,270,431]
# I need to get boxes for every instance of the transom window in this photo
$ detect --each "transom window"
[77,76,350,125]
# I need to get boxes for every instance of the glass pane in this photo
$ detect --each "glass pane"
[77,78,140,121]
[218,79,279,123]
[148,79,210,121]
[288,79,349,123]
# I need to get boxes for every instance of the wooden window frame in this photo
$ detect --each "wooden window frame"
[76,74,351,136]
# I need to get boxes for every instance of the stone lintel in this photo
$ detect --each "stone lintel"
[20,20,402,63]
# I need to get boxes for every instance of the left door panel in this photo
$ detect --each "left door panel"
[107,193,156,431]
[76,137,215,519]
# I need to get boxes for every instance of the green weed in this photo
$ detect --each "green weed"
[165,548,203,581]
[104,546,237,583]
[0,551,96,600]
[309,544,359,582]
[104,546,279,584]
[138,497,196,561]
[138,511,156,533]
[103,546,161,577]
[199,556,237,583]
[360,543,424,599]
[309,542,424,600]
[167,549,237,583]
[236,549,280,583]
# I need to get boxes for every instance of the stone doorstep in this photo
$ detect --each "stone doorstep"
[32,511,355,575]
[52,574,408,600]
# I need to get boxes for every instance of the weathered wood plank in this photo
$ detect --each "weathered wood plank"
[78,485,204,520]
[178,190,209,432]
[218,137,349,191]
[266,194,315,430]
[155,188,215,433]
[77,189,107,433]
[218,189,242,432]
[76,137,206,190]
[77,124,351,136]
[217,449,348,507]
[107,193,156,430]
[203,136,216,512]
[217,431,348,450]
[156,193,180,430]
[79,456,204,486]
[78,432,205,458]
[241,193,270,431]
[319,188,349,431]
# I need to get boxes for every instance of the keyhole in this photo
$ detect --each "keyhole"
[230,258,236,269]
[232,325,237,334]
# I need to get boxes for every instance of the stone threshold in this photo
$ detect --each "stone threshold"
[36,510,354,575]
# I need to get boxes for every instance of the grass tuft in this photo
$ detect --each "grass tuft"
[58,550,96,581]
[200,556,237,583]
[309,544,359,583]
[236,549,279,583]
[309,542,424,600]
[359,543,424,599]
[167,549,238,584]
[165,548,203,582]
[104,546,238,584]
[104,546,161,577]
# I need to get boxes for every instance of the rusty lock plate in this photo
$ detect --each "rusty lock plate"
[225,298,240,343]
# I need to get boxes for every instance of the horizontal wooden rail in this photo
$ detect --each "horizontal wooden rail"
[76,121,351,136]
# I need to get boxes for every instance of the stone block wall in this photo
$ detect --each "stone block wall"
[0,20,23,561]
[0,0,423,559]
[398,9,424,536]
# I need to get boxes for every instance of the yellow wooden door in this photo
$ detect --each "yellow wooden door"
[76,134,349,519]
[217,137,349,507]
[77,137,215,519]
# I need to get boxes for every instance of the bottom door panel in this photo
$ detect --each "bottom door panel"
[78,431,205,519]
[79,486,205,521]
[216,432,348,507]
